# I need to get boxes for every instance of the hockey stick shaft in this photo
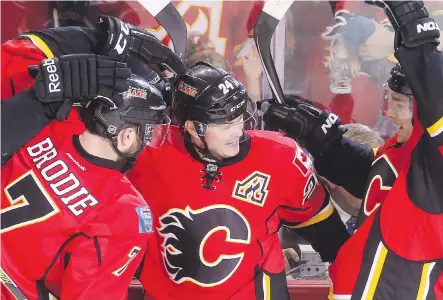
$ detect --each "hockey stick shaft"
[254,0,294,104]
[137,0,187,61]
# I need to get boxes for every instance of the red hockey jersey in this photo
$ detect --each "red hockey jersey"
[127,127,344,300]
[1,117,151,299]
[328,114,443,299]
[2,36,52,99]
[359,134,405,219]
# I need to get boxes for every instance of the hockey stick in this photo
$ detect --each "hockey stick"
[253,0,294,104]
[138,0,187,60]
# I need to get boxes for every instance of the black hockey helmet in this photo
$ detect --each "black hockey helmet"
[382,63,413,118]
[124,56,173,106]
[172,61,256,130]
[85,74,170,152]
[386,63,412,96]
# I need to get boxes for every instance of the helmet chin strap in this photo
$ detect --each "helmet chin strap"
[193,122,219,163]
[191,122,223,190]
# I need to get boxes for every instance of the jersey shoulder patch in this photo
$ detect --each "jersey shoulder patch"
[292,142,314,177]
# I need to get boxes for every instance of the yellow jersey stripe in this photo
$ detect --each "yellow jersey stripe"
[416,262,436,300]
[290,202,334,229]
[427,115,443,137]
[21,34,54,58]
[263,273,271,300]
[362,242,388,300]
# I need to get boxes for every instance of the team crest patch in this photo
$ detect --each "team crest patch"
[178,81,198,97]
[136,206,153,233]
[232,171,271,207]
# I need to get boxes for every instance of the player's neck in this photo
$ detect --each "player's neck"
[78,130,120,162]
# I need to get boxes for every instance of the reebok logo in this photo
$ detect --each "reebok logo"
[66,153,86,171]
[42,58,61,93]
[417,21,440,33]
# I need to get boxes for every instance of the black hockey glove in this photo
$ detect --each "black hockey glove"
[365,1,440,48]
[263,98,347,156]
[29,54,131,120]
[96,15,186,75]
[140,64,174,105]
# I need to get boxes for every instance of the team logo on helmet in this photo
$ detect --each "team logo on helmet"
[232,171,271,207]
[126,86,148,99]
[158,205,251,287]
[178,81,198,97]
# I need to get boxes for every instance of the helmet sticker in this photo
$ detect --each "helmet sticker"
[178,81,198,97]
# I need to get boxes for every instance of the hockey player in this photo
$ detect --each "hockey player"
[1,53,132,166]
[126,61,350,299]
[2,15,184,164]
[1,67,171,299]
[263,1,443,298]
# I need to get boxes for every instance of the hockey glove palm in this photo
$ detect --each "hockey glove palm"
[365,1,440,48]
[263,100,347,156]
[29,54,131,120]
[97,15,186,75]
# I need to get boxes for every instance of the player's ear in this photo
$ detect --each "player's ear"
[117,126,140,154]
[184,120,199,139]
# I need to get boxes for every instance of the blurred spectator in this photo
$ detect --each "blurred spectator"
[184,32,232,71]
[343,123,385,147]
[185,32,263,102]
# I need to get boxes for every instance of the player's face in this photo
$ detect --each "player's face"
[205,115,245,159]
[385,89,413,143]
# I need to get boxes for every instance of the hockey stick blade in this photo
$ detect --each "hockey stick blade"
[254,0,294,104]
[138,0,187,60]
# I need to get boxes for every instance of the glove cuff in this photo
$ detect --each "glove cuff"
[33,57,64,103]
[401,17,440,48]
[96,15,131,59]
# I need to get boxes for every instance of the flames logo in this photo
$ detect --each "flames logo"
[157,204,251,287]
[363,155,397,219]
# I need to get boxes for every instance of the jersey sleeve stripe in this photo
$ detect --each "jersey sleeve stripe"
[21,34,54,58]
[416,262,436,299]
[426,115,443,138]
[372,147,380,156]
[263,273,271,300]
[289,201,334,229]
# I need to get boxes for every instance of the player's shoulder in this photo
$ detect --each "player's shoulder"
[112,176,148,206]
[248,130,314,176]
[86,176,151,235]
[248,130,298,149]
[43,113,85,143]
[97,175,148,215]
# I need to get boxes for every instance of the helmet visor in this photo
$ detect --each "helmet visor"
[141,115,171,148]
[195,97,257,144]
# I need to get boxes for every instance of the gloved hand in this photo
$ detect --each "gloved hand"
[365,1,440,48]
[29,54,131,120]
[140,64,174,106]
[96,15,186,75]
[263,97,347,156]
